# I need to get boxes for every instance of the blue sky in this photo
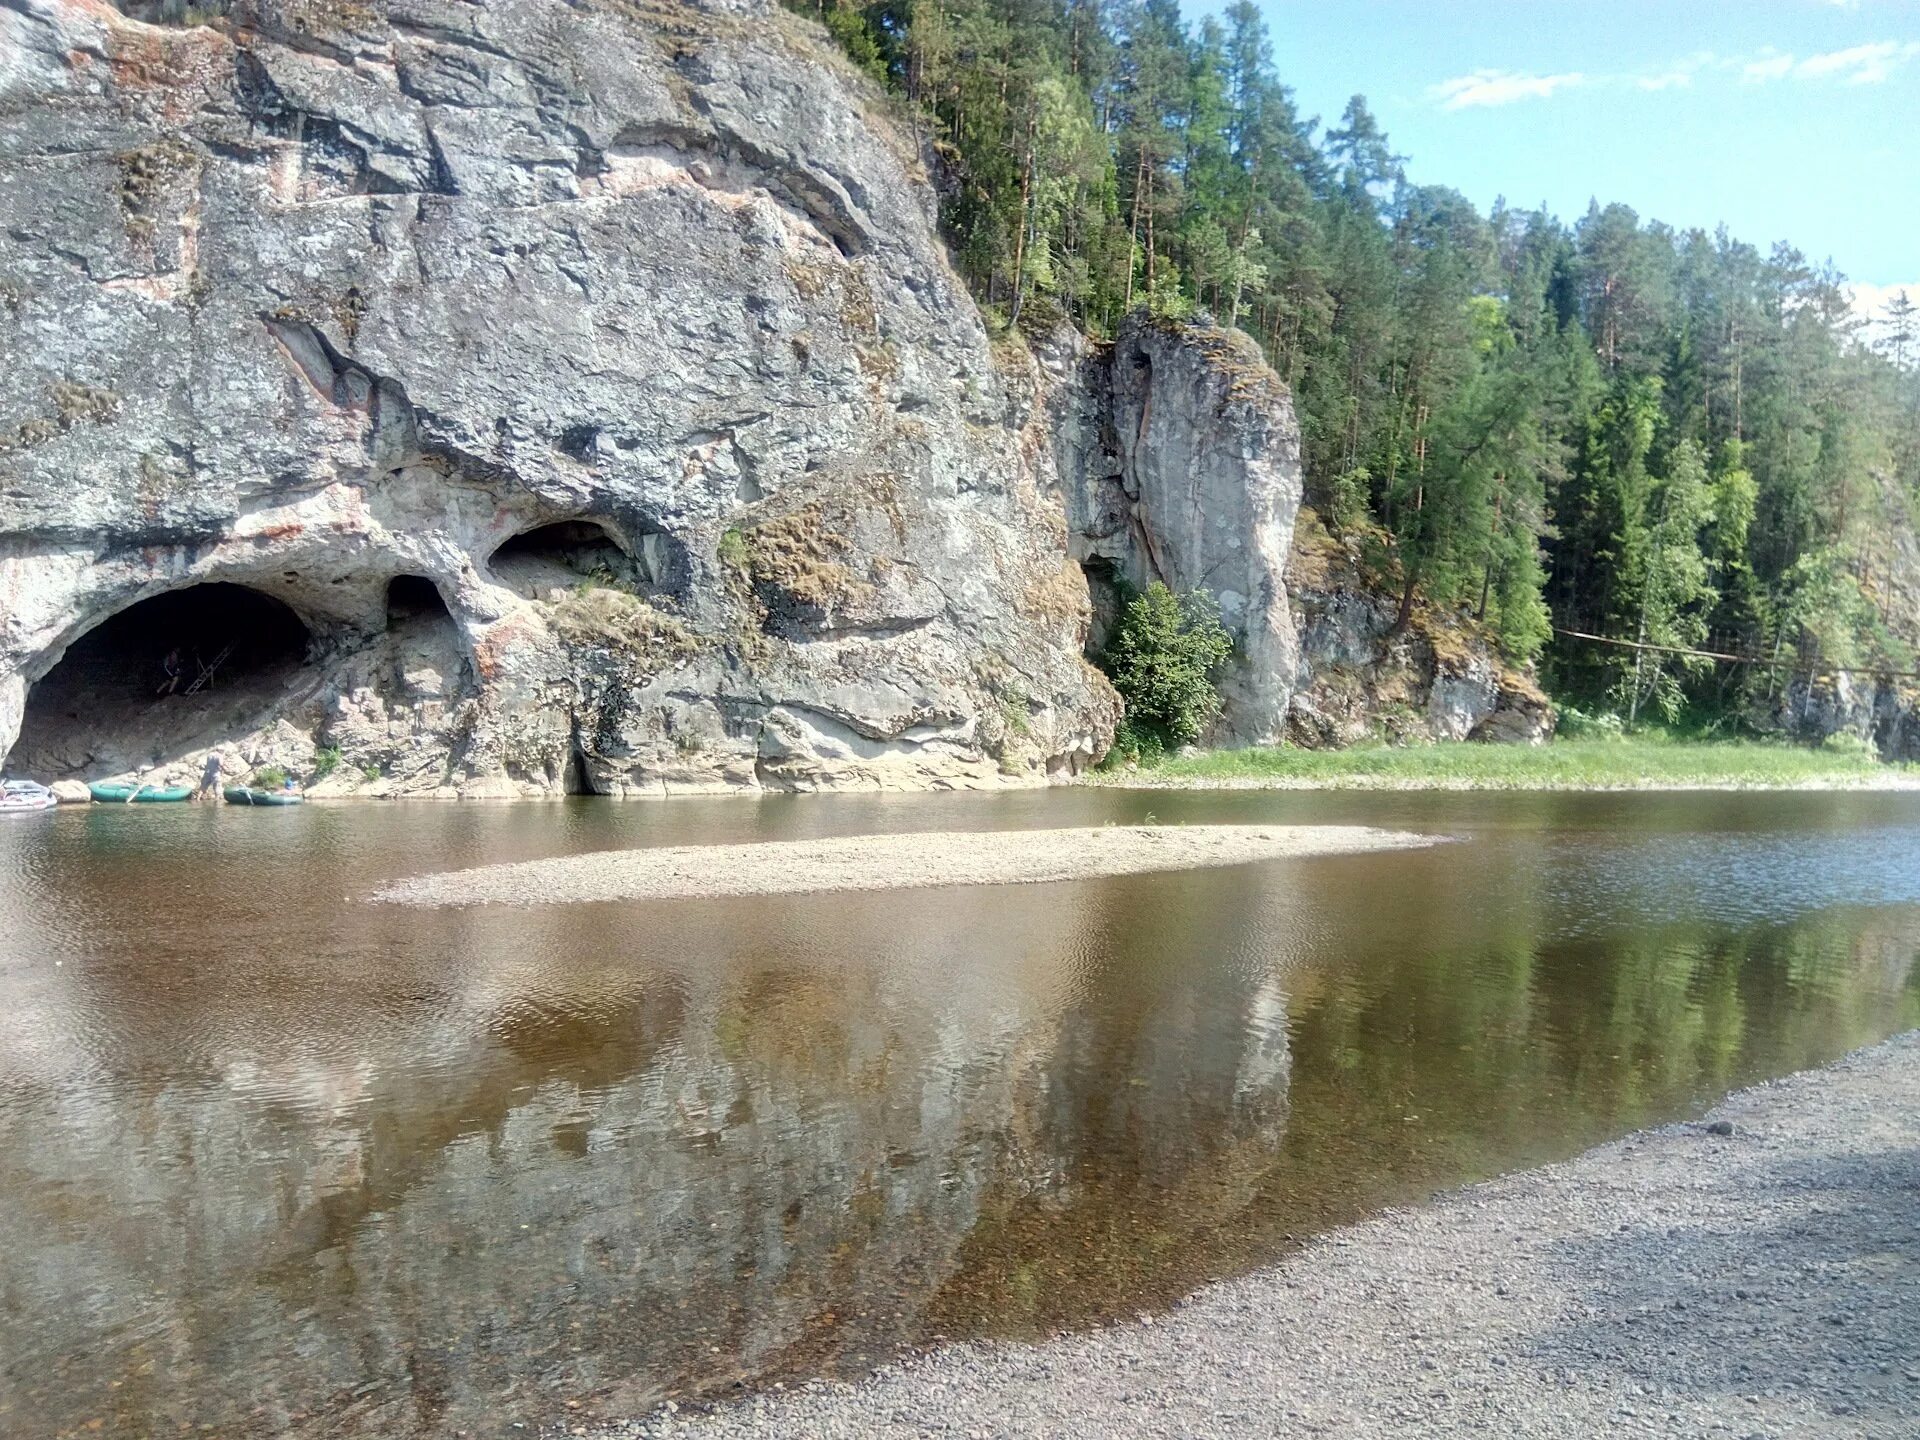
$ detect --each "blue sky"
[1213,1,1918,297]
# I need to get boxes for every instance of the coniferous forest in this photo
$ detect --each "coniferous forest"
[794,0,1920,727]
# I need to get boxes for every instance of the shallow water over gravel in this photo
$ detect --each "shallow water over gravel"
[3,789,1918,1438]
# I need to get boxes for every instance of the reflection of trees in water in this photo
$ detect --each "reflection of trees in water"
[1276,900,1920,1244]
[2,857,1917,1438]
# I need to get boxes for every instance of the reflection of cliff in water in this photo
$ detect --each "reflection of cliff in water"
[3,803,1920,1440]
[0,870,1306,1438]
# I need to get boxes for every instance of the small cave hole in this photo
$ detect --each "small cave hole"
[14,583,314,779]
[385,574,451,627]
[490,519,686,602]
[557,424,601,461]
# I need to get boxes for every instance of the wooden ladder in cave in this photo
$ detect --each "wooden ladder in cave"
[180,642,235,698]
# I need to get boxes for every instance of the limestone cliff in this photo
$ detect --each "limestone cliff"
[1045,314,1299,745]
[1754,672,1920,762]
[0,0,1117,796]
[1285,509,1553,746]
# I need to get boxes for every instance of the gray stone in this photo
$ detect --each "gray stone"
[1285,508,1553,748]
[1044,315,1301,745]
[0,0,1117,796]
[1753,670,1920,763]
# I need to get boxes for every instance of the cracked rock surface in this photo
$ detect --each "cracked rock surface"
[0,0,1117,796]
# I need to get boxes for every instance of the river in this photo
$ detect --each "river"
[2,789,1917,1438]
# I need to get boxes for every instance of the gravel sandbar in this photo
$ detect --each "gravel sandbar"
[607,1032,1920,1439]
[374,824,1430,907]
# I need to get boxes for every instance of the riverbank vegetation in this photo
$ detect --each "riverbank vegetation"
[792,0,1920,733]
[1093,733,1914,790]
[1099,581,1234,755]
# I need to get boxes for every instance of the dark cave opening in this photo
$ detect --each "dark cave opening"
[491,519,686,601]
[386,574,451,627]
[562,739,596,796]
[14,584,315,777]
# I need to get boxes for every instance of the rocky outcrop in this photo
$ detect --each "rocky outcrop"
[1042,316,1548,750]
[1045,315,1300,745]
[0,0,1116,796]
[1753,671,1920,761]
[1285,509,1554,747]
[0,0,1558,796]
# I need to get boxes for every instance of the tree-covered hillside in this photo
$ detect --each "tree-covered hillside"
[795,0,1920,727]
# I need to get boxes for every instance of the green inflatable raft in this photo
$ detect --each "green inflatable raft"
[223,786,305,806]
[89,782,194,804]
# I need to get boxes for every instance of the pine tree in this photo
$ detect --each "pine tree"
[1623,439,1717,726]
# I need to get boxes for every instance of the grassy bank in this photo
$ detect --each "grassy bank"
[1087,736,1920,791]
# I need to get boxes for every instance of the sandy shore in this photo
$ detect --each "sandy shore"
[373,824,1431,907]
[600,1032,1920,1440]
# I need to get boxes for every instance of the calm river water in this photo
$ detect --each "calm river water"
[3,789,1918,1438]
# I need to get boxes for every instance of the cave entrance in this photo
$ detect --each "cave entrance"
[13,584,315,779]
[1081,557,1124,656]
[562,739,596,796]
[490,518,683,601]
[386,574,450,627]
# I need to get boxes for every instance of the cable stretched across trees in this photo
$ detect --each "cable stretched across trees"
[1553,628,1920,682]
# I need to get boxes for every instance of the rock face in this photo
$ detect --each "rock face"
[1046,315,1300,744]
[1753,672,1920,762]
[0,0,1116,796]
[1043,315,1547,750]
[1285,509,1554,747]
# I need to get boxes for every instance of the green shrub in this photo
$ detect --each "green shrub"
[818,4,889,83]
[253,765,288,789]
[1556,705,1626,741]
[1820,731,1879,760]
[1326,467,1372,533]
[1098,582,1233,747]
[313,746,342,779]
[1100,718,1167,769]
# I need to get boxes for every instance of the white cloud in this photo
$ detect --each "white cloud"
[1743,51,1798,81]
[1851,282,1920,355]
[1851,281,1920,319]
[1793,40,1920,83]
[1430,69,1586,110]
[1435,41,1920,112]
[1635,51,1721,90]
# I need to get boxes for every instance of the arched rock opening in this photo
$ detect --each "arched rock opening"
[385,574,451,627]
[13,584,314,779]
[491,519,684,601]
